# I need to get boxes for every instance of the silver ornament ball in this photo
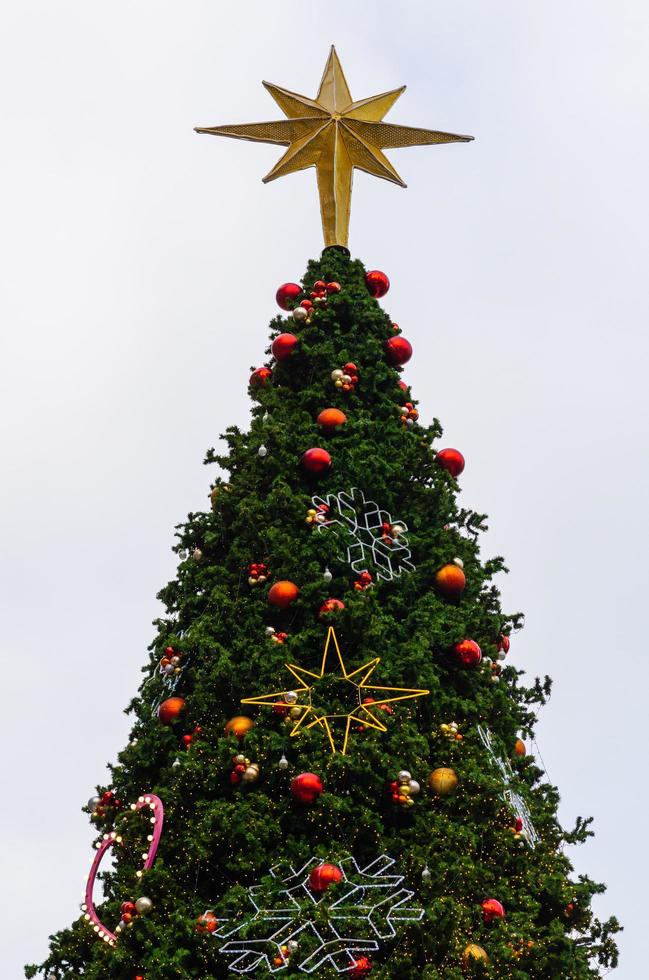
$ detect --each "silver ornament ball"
[135,896,153,915]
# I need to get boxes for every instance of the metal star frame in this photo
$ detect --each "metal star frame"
[213,853,424,974]
[242,627,428,755]
[196,46,473,247]
[477,724,540,848]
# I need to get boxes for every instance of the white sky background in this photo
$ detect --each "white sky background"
[1,1,647,975]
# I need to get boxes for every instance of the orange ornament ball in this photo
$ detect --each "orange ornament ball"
[428,767,458,796]
[308,862,343,893]
[462,943,489,967]
[224,715,254,739]
[318,598,345,620]
[157,696,186,725]
[514,738,526,757]
[435,563,466,601]
[195,909,218,933]
[317,408,347,433]
[268,580,300,609]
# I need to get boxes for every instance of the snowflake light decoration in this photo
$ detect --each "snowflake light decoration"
[312,487,415,582]
[213,853,423,974]
[477,724,539,848]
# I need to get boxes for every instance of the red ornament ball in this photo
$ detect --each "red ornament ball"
[308,863,343,893]
[365,269,390,298]
[318,598,345,620]
[434,564,466,601]
[249,367,272,388]
[268,580,300,609]
[398,379,409,392]
[454,639,482,667]
[290,772,324,804]
[481,897,505,924]
[497,633,511,654]
[302,447,332,475]
[195,909,218,933]
[317,408,347,433]
[157,696,186,725]
[385,336,412,366]
[121,901,136,916]
[436,447,465,477]
[350,957,373,978]
[276,282,302,310]
[271,333,299,361]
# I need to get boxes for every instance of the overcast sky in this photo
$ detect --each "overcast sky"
[1,1,648,976]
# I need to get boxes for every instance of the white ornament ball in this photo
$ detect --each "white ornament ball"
[243,764,260,783]
[258,445,268,458]
[397,770,412,783]
[453,557,464,568]
[287,940,299,952]
[284,690,298,705]
[323,567,333,583]
[409,779,421,795]
[278,754,289,770]
[422,866,431,882]
[331,368,343,381]
[87,796,101,812]
[135,896,153,915]
[292,306,308,322]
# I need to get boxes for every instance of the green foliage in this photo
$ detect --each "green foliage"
[29,249,620,978]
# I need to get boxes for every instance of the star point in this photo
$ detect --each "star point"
[196,46,473,247]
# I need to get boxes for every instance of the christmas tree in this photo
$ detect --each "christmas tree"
[31,48,620,980]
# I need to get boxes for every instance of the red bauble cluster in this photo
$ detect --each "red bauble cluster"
[306,502,330,525]
[276,282,302,310]
[308,863,343,893]
[181,724,201,749]
[354,571,373,591]
[290,772,324,804]
[365,269,390,297]
[350,956,373,978]
[317,408,347,433]
[248,562,269,586]
[249,366,272,388]
[385,336,412,366]
[436,447,465,477]
[266,626,288,644]
[331,362,359,391]
[158,696,186,725]
[481,897,505,925]
[195,909,218,934]
[268,580,300,609]
[399,402,419,426]
[454,639,482,667]
[90,789,122,821]
[309,279,341,306]
[158,646,186,679]
[271,332,299,360]
[229,753,260,785]
[497,633,511,655]
[318,598,345,620]
[302,447,332,475]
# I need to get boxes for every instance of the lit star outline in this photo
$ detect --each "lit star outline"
[195,46,473,248]
[241,626,429,755]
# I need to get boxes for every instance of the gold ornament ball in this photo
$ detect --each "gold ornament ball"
[428,767,458,796]
[225,715,254,739]
[242,763,260,783]
[462,943,489,967]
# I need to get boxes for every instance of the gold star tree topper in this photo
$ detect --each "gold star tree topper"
[195,46,473,248]
[241,626,429,755]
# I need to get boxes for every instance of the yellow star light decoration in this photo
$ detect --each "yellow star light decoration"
[195,46,473,248]
[241,626,429,755]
